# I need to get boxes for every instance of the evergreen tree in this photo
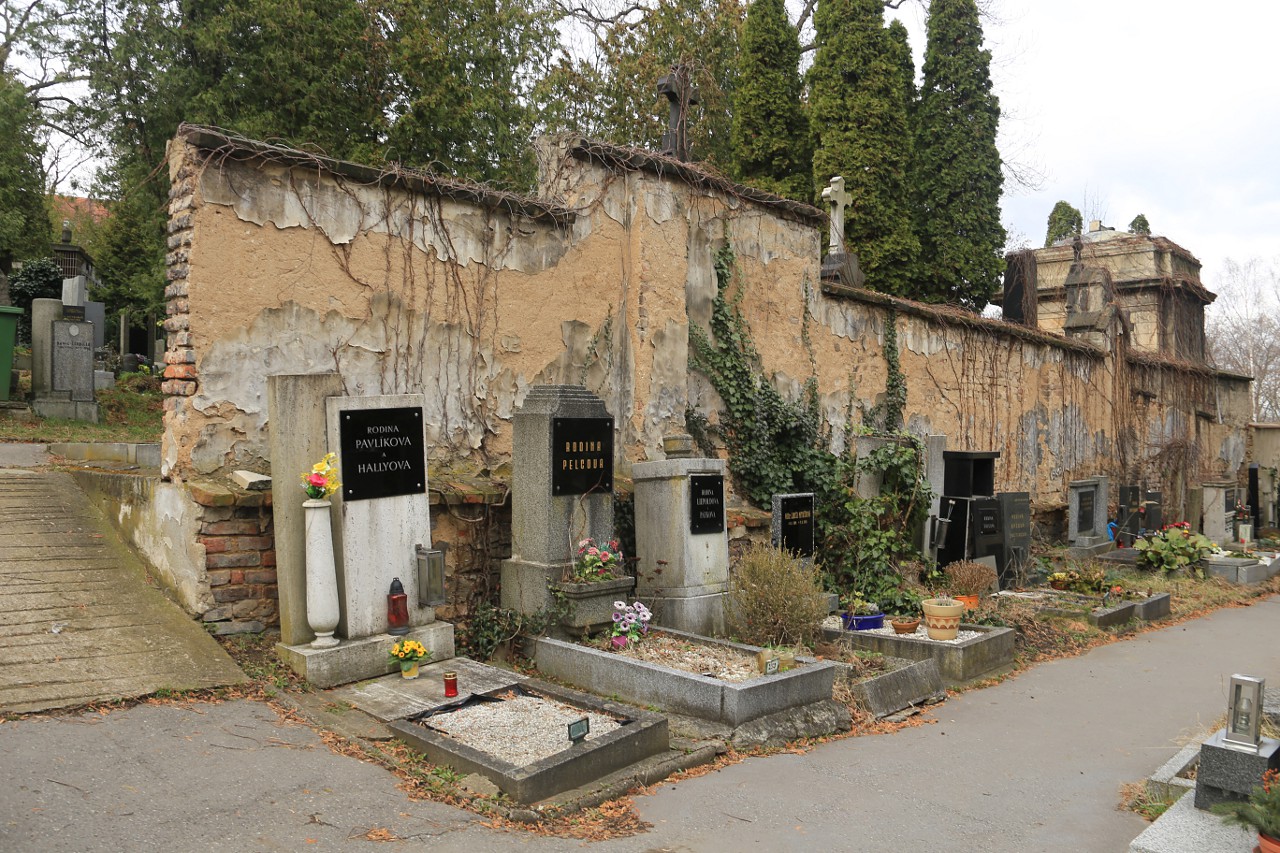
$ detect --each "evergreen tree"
[809,0,917,296]
[912,0,1004,307]
[0,72,50,273]
[1044,200,1083,248]
[886,20,917,135]
[1128,213,1151,235]
[384,0,559,188]
[731,0,811,202]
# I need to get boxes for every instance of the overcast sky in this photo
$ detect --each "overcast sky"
[881,1,1280,298]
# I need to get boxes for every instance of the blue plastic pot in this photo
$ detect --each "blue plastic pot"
[840,612,884,631]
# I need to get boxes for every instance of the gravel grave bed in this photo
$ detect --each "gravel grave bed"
[604,633,777,682]
[422,692,621,767]
[822,615,981,645]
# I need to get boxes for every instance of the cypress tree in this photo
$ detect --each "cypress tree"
[1044,200,1083,247]
[912,0,1005,307]
[1128,213,1151,235]
[809,0,917,296]
[731,0,811,202]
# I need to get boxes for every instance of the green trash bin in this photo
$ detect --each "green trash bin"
[0,305,23,402]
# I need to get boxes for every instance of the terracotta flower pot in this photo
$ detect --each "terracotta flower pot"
[954,594,979,611]
[921,598,964,641]
[1260,832,1280,853]
[890,618,920,634]
[1049,580,1068,591]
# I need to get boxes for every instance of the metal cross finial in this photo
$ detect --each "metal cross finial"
[658,65,700,162]
[821,176,850,255]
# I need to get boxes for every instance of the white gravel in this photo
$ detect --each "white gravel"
[824,615,980,644]
[423,692,621,767]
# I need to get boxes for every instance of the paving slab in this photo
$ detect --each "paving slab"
[0,442,48,467]
[0,469,246,713]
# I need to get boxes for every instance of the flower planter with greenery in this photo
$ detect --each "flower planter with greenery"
[553,538,636,631]
[840,596,883,631]
[921,597,965,641]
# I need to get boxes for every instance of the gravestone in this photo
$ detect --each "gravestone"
[996,492,1031,586]
[1202,483,1234,547]
[633,434,729,635]
[772,493,815,560]
[85,301,106,350]
[274,385,453,688]
[1066,476,1111,557]
[501,385,615,616]
[52,321,94,401]
[30,297,99,422]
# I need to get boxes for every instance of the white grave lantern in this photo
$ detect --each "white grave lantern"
[1224,673,1265,752]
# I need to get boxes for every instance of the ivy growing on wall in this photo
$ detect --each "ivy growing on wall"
[688,241,930,605]
[688,242,835,507]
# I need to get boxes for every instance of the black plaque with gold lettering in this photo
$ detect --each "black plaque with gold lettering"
[338,407,427,502]
[779,494,815,558]
[689,474,725,535]
[551,417,614,496]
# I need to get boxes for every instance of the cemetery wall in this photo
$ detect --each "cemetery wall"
[156,128,1250,626]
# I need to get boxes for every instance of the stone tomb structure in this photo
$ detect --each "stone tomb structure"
[30,288,100,423]
[273,382,453,687]
[632,434,729,635]
[112,125,1254,635]
[1067,476,1111,557]
[500,385,615,618]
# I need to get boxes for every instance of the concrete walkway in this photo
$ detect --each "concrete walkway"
[0,594,1276,851]
[0,455,245,713]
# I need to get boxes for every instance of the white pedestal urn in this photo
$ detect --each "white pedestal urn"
[303,498,341,648]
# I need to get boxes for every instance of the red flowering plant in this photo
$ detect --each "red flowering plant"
[569,538,624,583]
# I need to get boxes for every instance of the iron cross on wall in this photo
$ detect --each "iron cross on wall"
[658,66,699,162]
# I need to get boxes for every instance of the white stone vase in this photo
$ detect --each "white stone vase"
[303,498,341,648]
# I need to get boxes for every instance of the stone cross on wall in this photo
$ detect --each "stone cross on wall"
[821,176,850,255]
[658,65,699,162]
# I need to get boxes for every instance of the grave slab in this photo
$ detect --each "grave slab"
[532,629,836,728]
[835,656,945,719]
[334,657,523,722]
[388,680,668,805]
[1128,788,1254,853]
[821,623,1015,687]
[276,623,454,689]
[51,321,94,402]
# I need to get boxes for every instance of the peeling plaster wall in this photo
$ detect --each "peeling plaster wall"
[164,134,1251,522]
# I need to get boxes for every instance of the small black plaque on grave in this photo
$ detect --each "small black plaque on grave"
[779,495,815,558]
[976,505,999,536]
[551,417,614,496]
[1078,489,1096,534]
[338,407,427,502]
[689,474,725,535]
[62,304,85,322]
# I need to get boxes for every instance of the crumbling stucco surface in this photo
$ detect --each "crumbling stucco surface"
[164,128,1252,519]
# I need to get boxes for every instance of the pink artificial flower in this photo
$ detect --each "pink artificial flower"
[307,473,327,487]
[588,547,599,556]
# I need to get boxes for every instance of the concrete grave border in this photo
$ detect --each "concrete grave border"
[821,624,1015,687]
[531,628,836,727]
[387,680,668,805]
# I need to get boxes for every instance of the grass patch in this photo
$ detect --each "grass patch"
[1119,780,1181,821]
[0,372,162,444]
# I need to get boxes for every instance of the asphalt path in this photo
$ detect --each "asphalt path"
[2,594,1275,851]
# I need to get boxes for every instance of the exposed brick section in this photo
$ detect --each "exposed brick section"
[163,363,197,380]
[163,154,198,424]
[206,551,260,569]
[191,472,279,632]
